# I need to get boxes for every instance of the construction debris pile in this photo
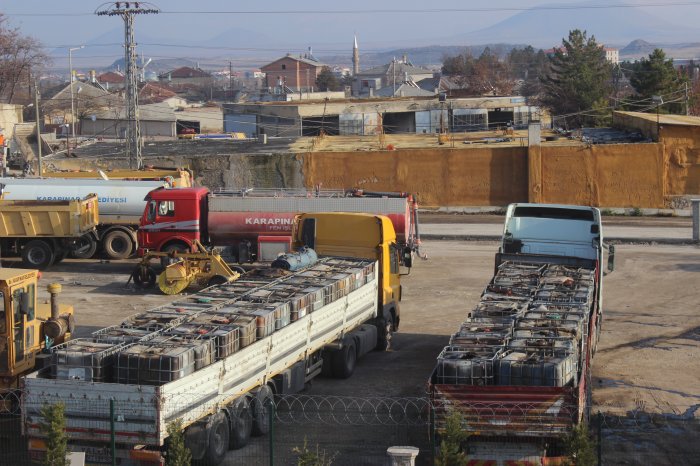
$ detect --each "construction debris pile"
[51,257,376,385]
[435,261,595,387]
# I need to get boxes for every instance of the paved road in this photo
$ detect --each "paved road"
[420,223,696,242]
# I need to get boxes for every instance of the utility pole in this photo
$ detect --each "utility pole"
[96,2,159,170]
[34,81,42,176]
[69,45,84,156]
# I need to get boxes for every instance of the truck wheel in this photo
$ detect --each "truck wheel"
[102,230,133,259]
[22,240,55,270]
[71,234,97,259]
[251,386,273,436]
[332,340,357,379]
[227,397,252,450]
[205,412,229,466]
[375,316,393,351]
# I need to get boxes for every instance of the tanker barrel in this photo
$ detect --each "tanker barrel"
[271,248,318,271]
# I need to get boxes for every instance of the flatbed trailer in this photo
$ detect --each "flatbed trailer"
[23,256,378,464]
[429,203,613,464]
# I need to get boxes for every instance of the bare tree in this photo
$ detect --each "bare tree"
[0,13,49,103]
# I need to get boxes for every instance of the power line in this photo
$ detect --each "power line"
[9,2,700,17]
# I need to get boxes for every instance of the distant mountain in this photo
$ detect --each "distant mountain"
[441,1,700,47]
[620,40,658,59]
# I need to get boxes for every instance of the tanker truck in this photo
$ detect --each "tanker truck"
[138,187,421,264]
[0,178,168,260]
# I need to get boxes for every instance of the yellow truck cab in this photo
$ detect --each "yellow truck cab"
[293,212,405,350]
[0,269,73,389]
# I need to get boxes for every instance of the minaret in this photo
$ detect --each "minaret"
[352,34,360,76]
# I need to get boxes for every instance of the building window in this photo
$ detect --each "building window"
[281,64,286,70]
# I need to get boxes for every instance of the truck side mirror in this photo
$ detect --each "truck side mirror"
[607,244,615,272]
[19,291,29,316]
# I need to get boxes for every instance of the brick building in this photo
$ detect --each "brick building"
[260,55,326,91]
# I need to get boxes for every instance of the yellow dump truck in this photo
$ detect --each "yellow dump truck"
[0,194,99,269]
[0,270,74,389]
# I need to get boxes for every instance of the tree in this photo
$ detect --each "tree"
[507,46,548,99]
[315,67,341,92]
[564,422,596,466]
[540,29,612,127]
[441,49,514,95]
[0,13,49,103]
[629,49,687,114]
[39,402,69,466]
[165,419,192,466]
[435,410,469,466]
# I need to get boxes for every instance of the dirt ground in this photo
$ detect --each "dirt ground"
[6,239,699,463]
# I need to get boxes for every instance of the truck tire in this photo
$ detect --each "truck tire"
[332,340,357,379]
[102,230,133,260]
[204,412,229,466]
[71,234,98,259]
[227,397,252,450]
[22,240,55,270]
[251,386,273,436]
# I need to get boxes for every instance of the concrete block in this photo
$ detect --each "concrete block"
[386,446,420,466]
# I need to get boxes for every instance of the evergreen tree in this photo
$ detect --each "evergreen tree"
[315,67,341,92]
[435,410,469,466]
[165,419,192,466]
[39,402,69,466]
[629,49,687,113]
[540,29,612,127]
[565,422,597,466]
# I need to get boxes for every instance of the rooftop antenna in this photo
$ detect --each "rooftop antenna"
[96,2,160,170]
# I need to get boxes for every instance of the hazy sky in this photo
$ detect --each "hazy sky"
[4,0,700,66]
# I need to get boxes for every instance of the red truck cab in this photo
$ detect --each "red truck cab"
[138,187,208,255]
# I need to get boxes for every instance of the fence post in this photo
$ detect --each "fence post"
[597,411,602,466]
[692,199,700,242]
[268,397,275,466]
[110,398,116,466]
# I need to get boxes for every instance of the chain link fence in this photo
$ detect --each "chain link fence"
[1,388,698,465]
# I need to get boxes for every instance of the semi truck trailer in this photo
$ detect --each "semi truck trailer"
[429,203,613,464]
[0,194,99,269]
[0,178,168,259]
[22,212,405,465]
[137,187,421,264]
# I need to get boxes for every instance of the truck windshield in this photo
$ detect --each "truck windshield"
[513,206,594,221]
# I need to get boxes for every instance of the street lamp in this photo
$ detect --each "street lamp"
[69,45,85,152]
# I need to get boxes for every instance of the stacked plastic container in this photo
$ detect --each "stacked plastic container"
[51,257,376,385]
[435,261,595,388]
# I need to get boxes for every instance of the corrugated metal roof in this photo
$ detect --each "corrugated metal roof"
[90,102,176,122]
